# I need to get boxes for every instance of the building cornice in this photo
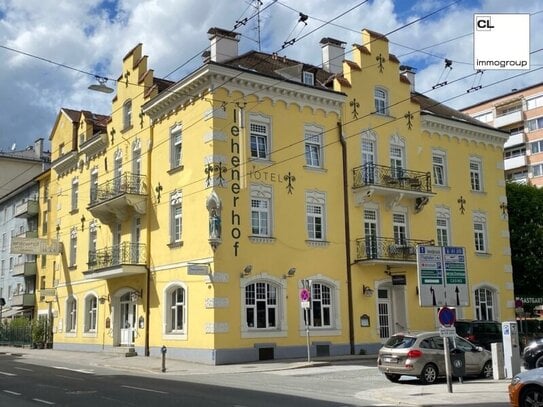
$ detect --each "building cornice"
[420,113,508,147]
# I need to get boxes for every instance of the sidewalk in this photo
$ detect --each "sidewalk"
[1,346,511,406]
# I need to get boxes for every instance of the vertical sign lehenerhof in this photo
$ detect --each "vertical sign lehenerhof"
[416,246,469,307]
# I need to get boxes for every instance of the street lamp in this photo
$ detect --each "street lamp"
[88,76,114,94]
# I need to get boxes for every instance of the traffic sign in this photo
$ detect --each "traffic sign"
[300,288,310,302]
[439,326,456,337]
[438,306,456,327]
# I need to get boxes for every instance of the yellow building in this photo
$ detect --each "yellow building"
[36,27,514,363]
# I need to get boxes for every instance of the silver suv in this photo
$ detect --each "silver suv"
[377,331,493,384]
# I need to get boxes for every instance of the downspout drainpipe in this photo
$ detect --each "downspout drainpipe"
[339,121,355,355]
[144,124,153,357]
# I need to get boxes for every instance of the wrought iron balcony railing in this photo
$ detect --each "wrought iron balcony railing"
[88,242,146,269]
[352,163,432,193]
[89,172,146,206]
[355,236,434,262]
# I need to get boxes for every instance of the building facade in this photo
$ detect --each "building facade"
[462,82,543,186]
[33,28,515,364]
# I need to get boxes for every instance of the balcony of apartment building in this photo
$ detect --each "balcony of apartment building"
[504,146,527,171]
[504,128,525,149]
[14,200,39,218]
[12,256,37,277]
[15,229,38,239]
[352,163,434,210]
[355,236,434,265]
[494,102,523,128]
[11,292,35,307]
[83,242,146,280]
[87,172,147,224]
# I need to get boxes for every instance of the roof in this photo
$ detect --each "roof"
[461,80,543,110]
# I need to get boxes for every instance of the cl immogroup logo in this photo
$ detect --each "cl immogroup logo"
[475,15,495,31]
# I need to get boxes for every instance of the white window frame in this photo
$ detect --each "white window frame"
[244,281,278,329]
[66,296,77,333]
[432,150,447,186]
[69,227,77,267]
[162,282,188,339]
[531,139,543,154]
[306,282,332,328]
[304,127,323,168]
[90,167,98,203]
[527,95,543,110]
[249,115,271,160]
[527,117,543,132]
[473,212,488,253]
[168,286,185,333]
[475,287,495,320]
[306,191,326,241]
[302,71,314,85]
[123,99,132,130]
[469,157,483,192]
[84,295,97,333]
[170,191,182,244]
[71,177,79,211]
[532,163,543,177]
[374,87,388,115]
[392,212,408,245]
[170,124,182,169]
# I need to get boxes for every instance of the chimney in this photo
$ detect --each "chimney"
[207,27,240,63]
[34,138,44,159]
[400,65,416,91]
[320,37,346,74]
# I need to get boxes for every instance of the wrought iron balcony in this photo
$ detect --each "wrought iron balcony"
[84,242,147,280]
[355,236,434,264]
[87,172,147,224]
[352,164,433,209]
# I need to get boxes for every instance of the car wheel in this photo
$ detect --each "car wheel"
[480,360,492,378]
[419,363,438,385]
[520,385,543,407]
[385,373,401,383]
[535,355,543,369]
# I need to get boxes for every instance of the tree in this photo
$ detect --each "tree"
[506,182,543,300]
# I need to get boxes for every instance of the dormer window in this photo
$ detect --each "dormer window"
[303,71,314,86]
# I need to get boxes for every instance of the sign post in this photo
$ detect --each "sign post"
[438,306,457,393]
[300,281,311,362]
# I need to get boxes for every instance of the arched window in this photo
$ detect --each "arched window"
[245,281,278,328]
[166,286,186,333]
[84,295,98,332]
[305,282,333,327]
[475,288,495,320]
[374,87,388,115]
[66,296,77,333]
[123,100,132,130]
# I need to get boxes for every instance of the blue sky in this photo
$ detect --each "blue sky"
[0,0,541,151]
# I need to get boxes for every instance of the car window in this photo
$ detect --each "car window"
[420,339,437,349]
[384,335,417,348]
[455,322,470,336]
[430,337,445,350]
[454,337,476,351]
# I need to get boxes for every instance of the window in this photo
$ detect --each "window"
[392,213,407,245]
[473,213,487,253]
[533,164,543,177]
[390,144,405,178]
[123,100,132,130]
[245,282,277,328]
[469,158,483,191]
[71,177,78,211]
[88,222,98,265]
[66,297,77,333]
[167,286,185,333]
[475,288,494,320]
[527,117,543,132]
[531,140,543,154]
[251,198,270,236]
[473,111,493,123]
[305,283,332,327]
[504,147,526,158]
[436,216,450,246]
[432,151,447,186]
[170,191,182,244]
[84,295,97,332]
[374,87,388,115]
[1,233,6,251]
[69,227,77,267]
[250,121,269,159]
[362,131,376,184]
[302,71,314,86]
[307,204,324,240]
[170,125,182,169]
[90,169,98,203]
[305,130,322,167]
[527,95,543,110]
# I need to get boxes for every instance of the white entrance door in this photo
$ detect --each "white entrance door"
[377,288,392,340]
[120,292,136,346]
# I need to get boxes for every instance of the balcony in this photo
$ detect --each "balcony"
[352,164,434,209]
[504,132,525,149]
[14,200,39,218]
[84,242,147,280]
[494,110,523,128]
[87,172,147,224]
[15,230,38,239]
[12,261,37,277]
[355,236,434,264]
[504,155,527,171]
[11,293,35,307]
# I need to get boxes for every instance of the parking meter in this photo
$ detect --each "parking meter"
[161,345,167,372]
[502,321,521,378]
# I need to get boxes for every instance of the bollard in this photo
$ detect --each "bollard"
[161,345,167,372]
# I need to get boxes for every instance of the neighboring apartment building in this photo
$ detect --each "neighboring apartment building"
[462,82,543,186]
[35,27,514,364]
[0,139,50,318]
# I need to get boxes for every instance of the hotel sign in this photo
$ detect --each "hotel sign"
[11,237,62,255]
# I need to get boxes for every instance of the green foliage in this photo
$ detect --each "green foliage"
[31,318,46,344]
[506,182,543,297]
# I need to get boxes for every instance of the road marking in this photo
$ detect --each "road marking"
[52,366,94,374]
[266,364,374,376]
[3,390,21,395]
[0,371,16,376]
[33,398,55,405]
[55,374,85,381]
[121,385,168,394]
[14,367,33,372]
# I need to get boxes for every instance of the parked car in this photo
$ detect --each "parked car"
[377,331,493,384]
[523,338,543,369]
[454,319,502,350]
[509,367,543,407]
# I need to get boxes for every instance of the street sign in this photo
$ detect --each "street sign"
[417,246,469,307]
[438,306,456,327]
[301,301,310,309]
[300,288,310,302]
[439,326,456,337]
